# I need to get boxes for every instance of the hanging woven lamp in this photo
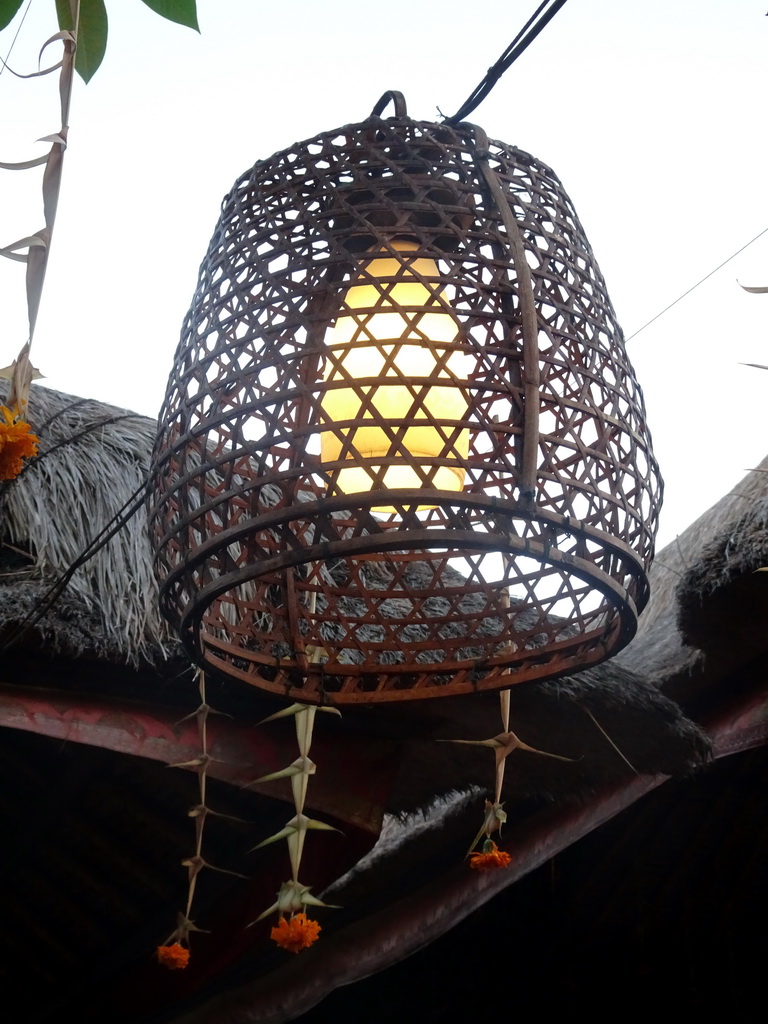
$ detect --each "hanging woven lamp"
[148,92,662,705]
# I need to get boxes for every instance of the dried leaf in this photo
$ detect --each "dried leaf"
[182,856,246,880]
[290,756,316,816]
[0,234,46,264]
[295,706,316,757]
[285,814,342,878]
[300,891,340,909]
[37,133,67,147]
[38,28,75,57]
[26,238,49,339]
[166,754,211,769]
[258,702,310,726]
[187,804,249,824]
[201,861,248,880]
[41,132,65,228]
[301,816,340,833]
[512,736,575,762]
[467,800,507,855]
[252,899,280,924]
[162,913,209,945]
[175,702,231,727]
[0,56,52,79]
[0,28,67,79]
[1,341,41,412]
[499,687,510,732]
[286,822,306,879]
[250,825,297,852]
[0,155,50,170]
[259,702,340,726]
[442,738,501,748]
[251,880,325,924]
[0,350,43,382]
[243,763,304,787]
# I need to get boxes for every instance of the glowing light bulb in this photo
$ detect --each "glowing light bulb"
[320,240,468,503]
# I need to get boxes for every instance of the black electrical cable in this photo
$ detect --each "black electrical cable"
[445,0,570,125]
[0,474,149,655]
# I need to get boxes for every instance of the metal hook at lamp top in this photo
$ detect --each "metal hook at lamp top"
[148,92,663,705]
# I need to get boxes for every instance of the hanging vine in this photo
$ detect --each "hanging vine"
[0,0,199,475]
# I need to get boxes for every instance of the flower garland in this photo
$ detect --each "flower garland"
[270,912,322,954]
[469,840,512,872]
[156,671,243,969]
[250,701,339,952]
[449,683,573,869]
[0,405,38,480]
[156,943,190,970]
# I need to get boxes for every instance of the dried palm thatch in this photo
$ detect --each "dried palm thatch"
[676,489,768,657]
[617,453,768,685]
[380,660,711,814]
[0,382,175,664]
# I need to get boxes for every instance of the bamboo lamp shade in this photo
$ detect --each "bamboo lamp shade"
[148,93,662,705]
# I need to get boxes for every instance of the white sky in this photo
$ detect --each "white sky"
[1,0,766,550]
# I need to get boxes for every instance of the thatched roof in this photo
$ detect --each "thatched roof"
[8,382,762,1024]
[617,452,768,690]
[676,492,768,657]
[0,382,175,664]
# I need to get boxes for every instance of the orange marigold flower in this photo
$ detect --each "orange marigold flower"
[0,405,38,481]
[156,943,190,970]
[469,840,512,872]
[271,912,321,954]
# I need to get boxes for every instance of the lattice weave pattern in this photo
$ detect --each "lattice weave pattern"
[149,111,662,704]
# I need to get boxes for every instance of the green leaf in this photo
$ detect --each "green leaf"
[56,0,108,83]
[0,0,24,32]
[139,0,199,31]
[54,0,69,29]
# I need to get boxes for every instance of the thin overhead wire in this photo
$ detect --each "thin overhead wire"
[627,226,768,341]
[436,0,765,349]
[444,0,570,125]
[0,0,33,80]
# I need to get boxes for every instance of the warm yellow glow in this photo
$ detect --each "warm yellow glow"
[320,240,468,502]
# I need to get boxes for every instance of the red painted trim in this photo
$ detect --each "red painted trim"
[0,684,392,833]
[707,686,768,757]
